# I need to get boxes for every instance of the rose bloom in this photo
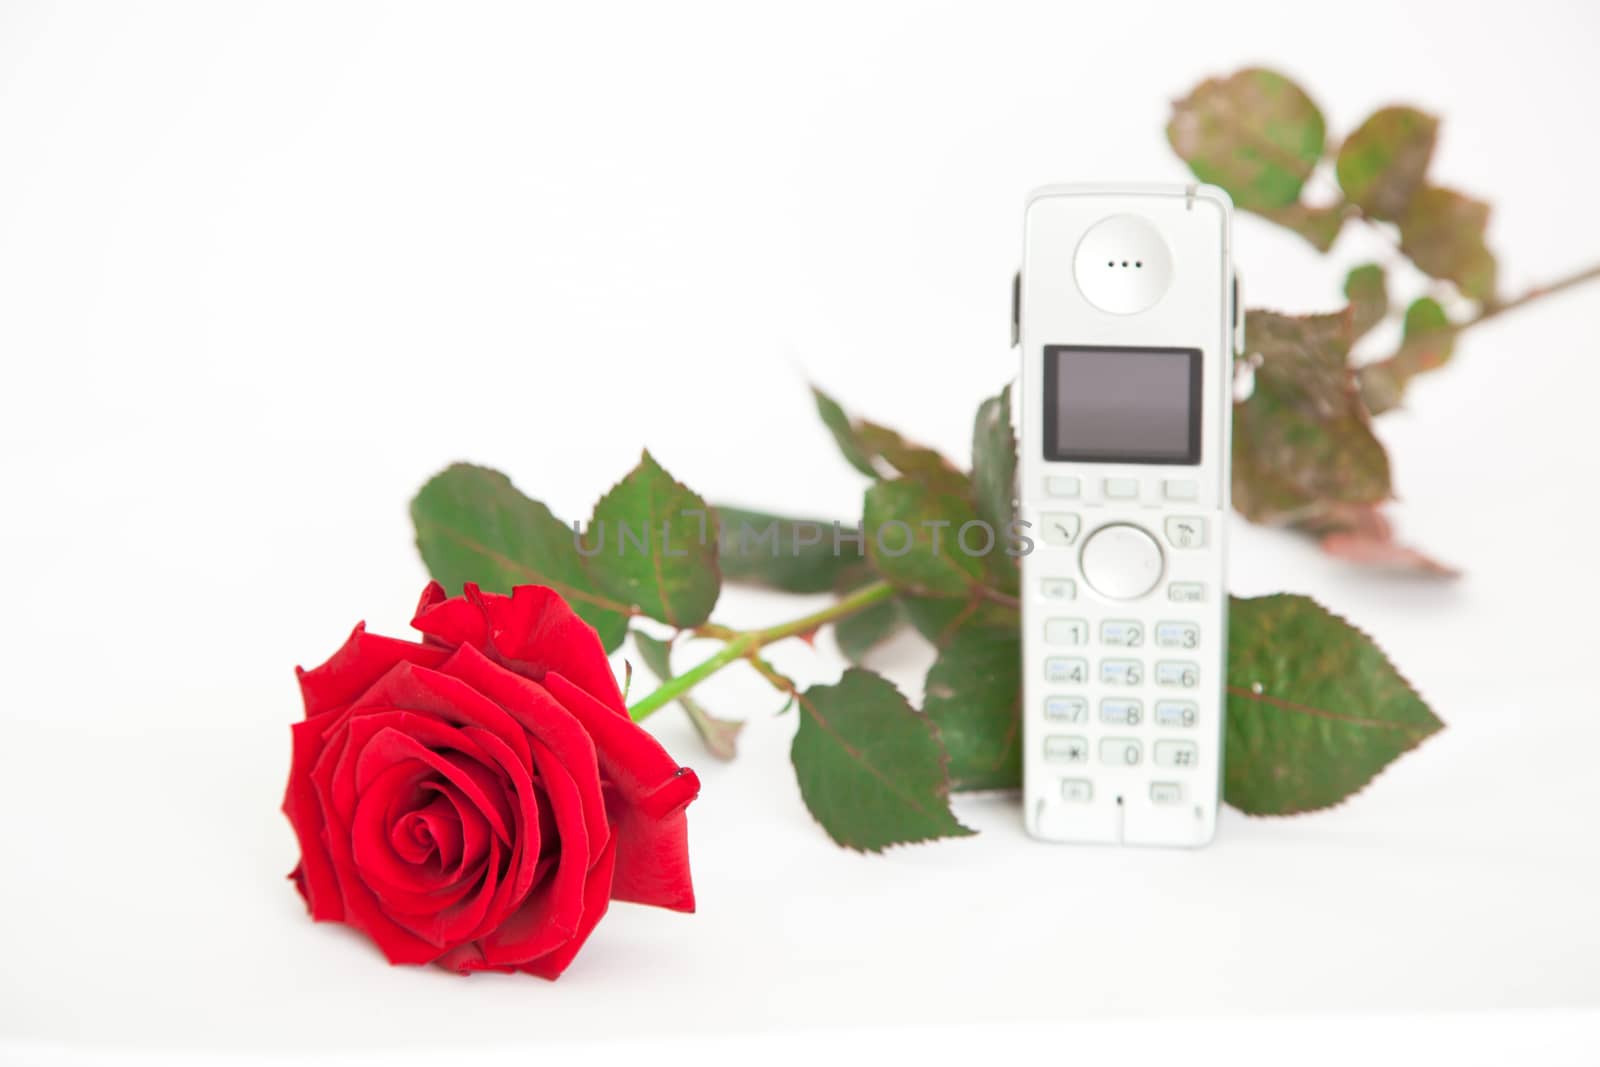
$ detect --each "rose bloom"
[282,582,699,978]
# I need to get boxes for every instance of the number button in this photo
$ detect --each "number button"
[1040,578,1076,601]
[1099,738,1142,766]
[1045,735,1088,764]
[1104,478,1139,500]
[1155,700,1198,728]
[1045,618,1089,646]
[1155,660,1200,688]
[1154,740,1199,768]
[1100,619,1144,647]
[1044,696,1087,723]
[1168,582,1205,603]
[1060,778,1093,802]
[1164,516,1207,548]
[1041,513,1082,546]
[1155,621,1200,649]
[1150,782,1184,804]
[1099,698,1142,726]
[1100,659,1143,686]
[1045,657,1088,684]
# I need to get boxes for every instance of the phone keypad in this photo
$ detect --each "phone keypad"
[1036,593,1207,771]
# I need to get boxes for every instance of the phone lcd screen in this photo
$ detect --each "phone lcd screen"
[1042,345,1202,465]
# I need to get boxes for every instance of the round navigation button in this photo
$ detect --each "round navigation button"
[1079,523,1164,600]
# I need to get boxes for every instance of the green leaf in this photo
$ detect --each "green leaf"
[812,385,969,493]
[1257,201,1348,252]
[1232,310,1391,526]
[1398,186,1498,302]
[713,504,872,594]
[924,629,1022,792]
[863,479,987,597]
[1343,263,1389,339]
[633,632,743,761]
[411,464,630,651]
[813,386,881,478]
[1335,106,1439,221]
[1358,297,1459,415]
[587,451,721,629]
[1167,67,1327,212]
[970,384,1020,594]
[833,594,906,664]
[790,668,974,851]
[901,594,1019,648]
[1225,594,1444,814]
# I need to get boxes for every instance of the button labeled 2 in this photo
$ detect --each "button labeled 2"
[1100,619,1144,647]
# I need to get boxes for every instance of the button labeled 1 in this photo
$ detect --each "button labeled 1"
[1045,618,1088,646]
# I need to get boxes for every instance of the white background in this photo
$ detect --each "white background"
[3,1,1599,1062]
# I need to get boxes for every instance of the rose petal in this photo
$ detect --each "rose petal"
[411,583,625,712]
[542,672,699,913]
[473,736,593,967]
[296,623,449,718]
[283,710,346,921]
[346,659,534,772]
[541,672,700,819]
[516,834,618,981]
[436,644,609,856]
[605,803,695,913]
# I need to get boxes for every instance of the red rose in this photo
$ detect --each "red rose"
[282,582,699,978]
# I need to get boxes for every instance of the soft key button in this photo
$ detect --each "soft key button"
[1103,478,1139,500]
[1163,480,1198,501]
[1045,476,1081,499]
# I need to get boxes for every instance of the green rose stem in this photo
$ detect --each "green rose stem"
[627,580,895,722]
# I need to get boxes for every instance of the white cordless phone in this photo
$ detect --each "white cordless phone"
[1015,184,1238,848]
